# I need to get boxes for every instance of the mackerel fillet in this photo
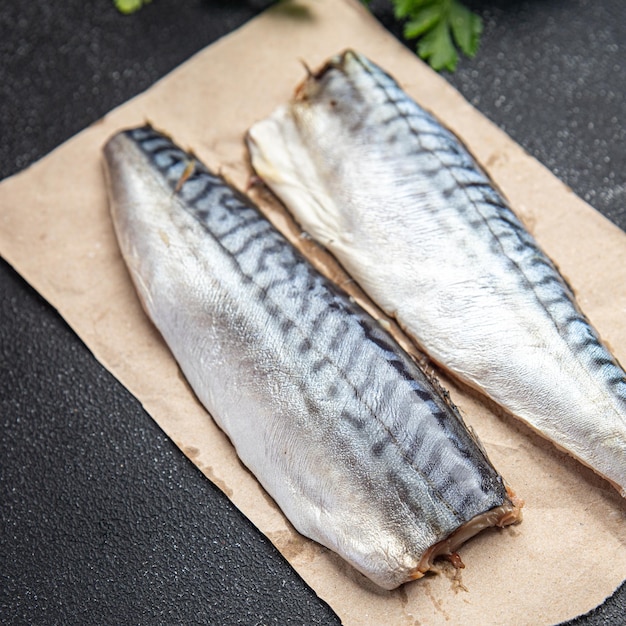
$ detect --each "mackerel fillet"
[247,50,626,497]
[103,125,520,589]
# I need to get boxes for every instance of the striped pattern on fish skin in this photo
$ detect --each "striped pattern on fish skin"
[246,50,626,497]
[103,125,520,590]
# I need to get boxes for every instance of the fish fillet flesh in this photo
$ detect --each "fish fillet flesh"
[103,125,521,590]
[246,50,626,497]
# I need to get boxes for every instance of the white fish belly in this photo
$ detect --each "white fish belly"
[247,50,626,497]
[103,126,520,589]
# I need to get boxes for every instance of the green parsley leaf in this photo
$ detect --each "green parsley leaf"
[403,5,441,40]
[114,0,152,15]
[393,0,436,20]
[449,0,482,57]
[391,0,483,72]
[417,18,458,72]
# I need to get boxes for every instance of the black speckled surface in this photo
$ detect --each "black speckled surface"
[1,1,624,624]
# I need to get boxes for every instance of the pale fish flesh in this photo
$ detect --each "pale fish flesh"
[103,125,521,590]
[246,50,626,497]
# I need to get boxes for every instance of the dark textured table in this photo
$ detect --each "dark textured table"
[1,1,624,624]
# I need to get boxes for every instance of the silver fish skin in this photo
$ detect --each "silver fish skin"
[246,50,626,497]
[103,125,520,590]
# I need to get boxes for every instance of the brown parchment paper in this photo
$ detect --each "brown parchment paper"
[1,1,626,623]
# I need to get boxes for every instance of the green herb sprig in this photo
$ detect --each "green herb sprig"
[392,0,482,71]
